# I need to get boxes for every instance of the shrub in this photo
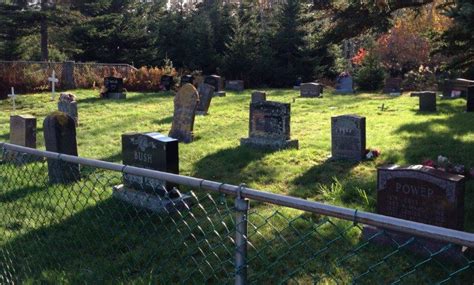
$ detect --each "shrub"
[402,65,438,91]
[354,51,385,91]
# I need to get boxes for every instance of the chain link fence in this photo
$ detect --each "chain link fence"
[0,143,473,284]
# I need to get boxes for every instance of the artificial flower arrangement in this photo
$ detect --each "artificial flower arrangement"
[365,149,381,160]
[422,155,473,178]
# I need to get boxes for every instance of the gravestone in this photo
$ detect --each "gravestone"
[335,75,354,94]
[241,101,298,150]
[196,83,215,115]
[300,82,323,98]
[161,75,174,91]
[43,112,80,184]
[122,132,179,196]
[225,80,244,92]
[103,77,126,99]
[10,115,36,148]
[169,84,199,143]
[58,93,78,126]
[204,75,222,92]
[331,115,366,161]
[411,91,436,112]
[467,86,474,112]
[363,165,466,258]
[181,75,194,86]
[376,165,465,230]
[251,91,266,103]
[383,77,403,95]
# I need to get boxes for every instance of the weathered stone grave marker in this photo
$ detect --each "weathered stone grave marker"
[300,82,323,98]
[196,83,215,115]
[225,80,244,92]
[251,91,266,103]
[58,93,78,126]
[169,83,199,143]
[103,77,126,99]
[10,115,36,148]
[331,115,366,161]
[383,77,403,95]
[43,112,80,184]
[412,91,436,112]
[241,101,298,149]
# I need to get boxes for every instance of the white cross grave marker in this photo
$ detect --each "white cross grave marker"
[48,70,59,100]
[8,87,16,112]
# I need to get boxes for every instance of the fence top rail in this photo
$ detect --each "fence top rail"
[0,60,137,69]
[1,142,474,248]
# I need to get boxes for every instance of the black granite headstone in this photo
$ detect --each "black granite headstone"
[251,91,266,103]
[122,132,179,196]
[43,112,80,184]
[196,83,215,115]
[466,86,474,112]
[181,75,194,86]
[415,91,437,112]
[161,75,174,91]
[204,75,221,92]
[103,77,126,99]
[331,115,366,161]
[241,101,298,149]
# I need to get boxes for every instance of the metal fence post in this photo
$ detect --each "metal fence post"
[235,194,250,285]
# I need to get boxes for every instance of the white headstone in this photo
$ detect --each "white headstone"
[8,87,16,112]
[48,70,59,100]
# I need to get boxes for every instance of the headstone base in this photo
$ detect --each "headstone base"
[112,184,192,214]
[240,137,299,150]
[105,92,126,99]
[335,89,354,94]
[293,86,300,90]
[195,111,208,116]
[214,91,226,97]
[362,225,465,262]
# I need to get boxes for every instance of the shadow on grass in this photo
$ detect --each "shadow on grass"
[192,145,276,184]
[153,116,173,125]
[0,186,43,203]
[78,92,173,104]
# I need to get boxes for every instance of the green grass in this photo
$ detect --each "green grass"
[1,89,473,283]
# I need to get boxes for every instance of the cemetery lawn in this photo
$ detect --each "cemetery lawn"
[0,89,473,230]
[1,89,474,283]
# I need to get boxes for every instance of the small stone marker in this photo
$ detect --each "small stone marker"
[383,77,403,95]
[122,132,179,196]
[161,75,174,91]
[412,91,436,112]
[241,101,298,150]
[204,75,222,92]
[331,115,366,161]
[169,83,199,143]
[10,115,36,148]
[300,82,323,98]
[335,74,354,94]
[43,112,80,184]
[8,87,16,112]
[48,70,59,100]
[376,165,465,230]
[251,91,266,103]
[58,93,78,126]
[181,75,194,86]
[196,83,215,115]
[103,77,126,99]
[225,80,244,92]
[466,86,474,112]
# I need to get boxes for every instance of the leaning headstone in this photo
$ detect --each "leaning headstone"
[300,82,323,98]
[161,75,174,91]
[335,74,354,94]
[169,84,199,143]
[251,91,266,103]
[412,91,436,112]
[103,77,126,99]
[121,132,179,196]
[331,115,366,161]
[58,93,78,126]
[363,165,466,259]
[204,75,222,92]
[383,77,403,95]
[241,101,298,150]
[43,112,80,184]
[10,115,36,148]
[180,75,194,86]
[466,86,474,112]
[225,80,244,92]
[196,83,215,115]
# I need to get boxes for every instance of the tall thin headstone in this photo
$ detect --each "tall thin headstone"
[43,112,80,184]
[169,84,199,143]
[48,70,59,100]
[196,83,215,115]
[331,115,366,161]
